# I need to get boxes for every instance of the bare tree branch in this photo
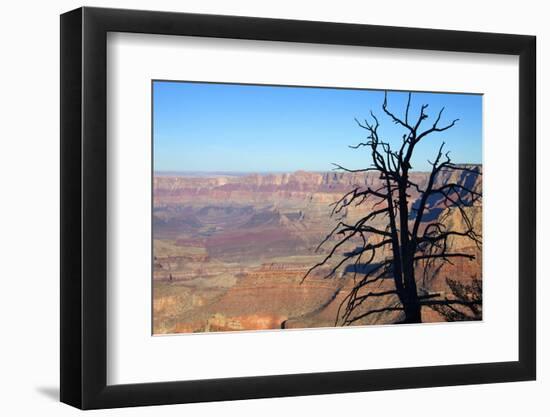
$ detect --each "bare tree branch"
[303,91,482,326]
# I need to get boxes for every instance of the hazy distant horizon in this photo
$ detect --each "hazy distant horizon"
[154,164,482,177]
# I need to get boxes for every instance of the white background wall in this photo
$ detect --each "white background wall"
[0,0,545,415]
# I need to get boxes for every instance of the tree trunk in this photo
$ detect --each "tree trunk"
[403,299,422,323]
[401,286,422,323]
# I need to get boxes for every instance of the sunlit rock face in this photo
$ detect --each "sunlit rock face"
[153,168,482,334]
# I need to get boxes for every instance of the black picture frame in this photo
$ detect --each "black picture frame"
[60,6,536,410]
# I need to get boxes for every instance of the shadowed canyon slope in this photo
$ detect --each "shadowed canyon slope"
[153,168,482,334]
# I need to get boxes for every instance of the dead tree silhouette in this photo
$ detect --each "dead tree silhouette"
[303,91,482,325]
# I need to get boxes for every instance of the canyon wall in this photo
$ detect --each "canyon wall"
[153,167,482,334]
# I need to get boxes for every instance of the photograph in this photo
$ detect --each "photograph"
[0,1,543,414]
[152,82,483,334]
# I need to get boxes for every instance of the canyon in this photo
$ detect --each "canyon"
[153,168,482,334]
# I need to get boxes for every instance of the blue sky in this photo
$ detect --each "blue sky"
[153,81,482,173]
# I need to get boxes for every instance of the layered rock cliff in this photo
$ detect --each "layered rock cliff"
[153,168,482,333]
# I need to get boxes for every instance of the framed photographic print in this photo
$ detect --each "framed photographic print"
[60,6,536,410]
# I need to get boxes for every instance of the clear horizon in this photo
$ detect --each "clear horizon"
[153,81,482,172]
